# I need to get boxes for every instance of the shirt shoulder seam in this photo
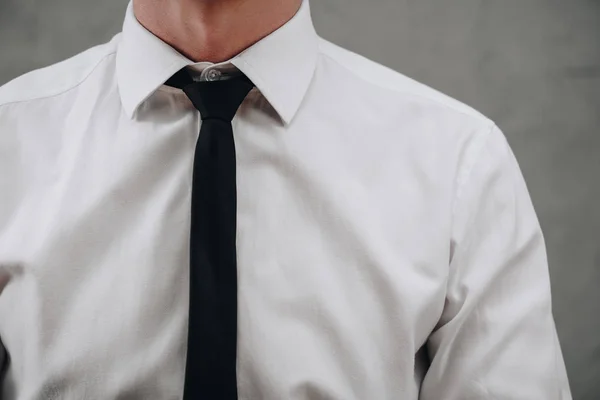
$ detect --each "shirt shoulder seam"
[0,50,117,109]
[452,122,497,215]
[447,122,497,269]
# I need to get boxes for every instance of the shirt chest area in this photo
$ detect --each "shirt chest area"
[0,108,453,398]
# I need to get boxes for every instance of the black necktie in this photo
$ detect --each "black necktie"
[165,68,254,400]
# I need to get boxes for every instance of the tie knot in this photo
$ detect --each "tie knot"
[165,68,254,122]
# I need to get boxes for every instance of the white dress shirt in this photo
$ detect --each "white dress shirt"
[0,0,572,399]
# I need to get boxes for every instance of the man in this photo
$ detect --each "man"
[0,0,572,398]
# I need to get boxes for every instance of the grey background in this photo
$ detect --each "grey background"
[1,0,599,398]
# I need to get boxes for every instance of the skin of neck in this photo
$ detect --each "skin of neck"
[133,0,302,63]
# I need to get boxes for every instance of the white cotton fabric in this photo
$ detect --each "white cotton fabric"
[0,1,571,399]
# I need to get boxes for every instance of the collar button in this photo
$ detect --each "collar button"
[206,69,222,81]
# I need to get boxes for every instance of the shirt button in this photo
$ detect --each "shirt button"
[206,69,222,81]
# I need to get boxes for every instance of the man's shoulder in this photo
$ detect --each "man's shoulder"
[317,38,492,126]
[0,33,121,109]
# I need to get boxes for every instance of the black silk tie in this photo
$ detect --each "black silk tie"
[165,68,254,400]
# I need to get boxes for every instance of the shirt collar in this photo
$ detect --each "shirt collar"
[116,0,319,124]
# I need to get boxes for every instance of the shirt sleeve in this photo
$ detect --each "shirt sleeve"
[419,124,572,399]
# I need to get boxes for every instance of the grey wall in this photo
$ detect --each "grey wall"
[1,0,599,398]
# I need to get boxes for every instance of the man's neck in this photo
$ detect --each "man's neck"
[133,0,302,63]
